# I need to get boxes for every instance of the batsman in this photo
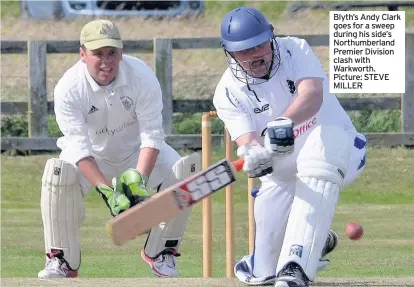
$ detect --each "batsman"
[37,19,200,279]
[213,7,368,287]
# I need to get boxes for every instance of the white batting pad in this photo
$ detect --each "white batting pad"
[276,125,353,281]
[276,178,339,281]
[296,125,354,187]
[41,158,84,270]
[144,153,201,258]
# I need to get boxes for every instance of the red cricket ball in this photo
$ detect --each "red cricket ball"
[345,222,364,240]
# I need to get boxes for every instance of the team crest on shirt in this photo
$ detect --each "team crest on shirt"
[120,96,133,111]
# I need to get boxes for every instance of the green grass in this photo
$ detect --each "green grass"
[205,1,287,21]
[1,148,414,278]
[0,1,20,19]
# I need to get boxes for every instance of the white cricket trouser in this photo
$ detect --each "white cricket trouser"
[244,133,366,278]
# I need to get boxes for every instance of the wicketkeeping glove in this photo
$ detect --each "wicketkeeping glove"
[114,168,150,207]
[96,169,150,217]
[96,184,131,217]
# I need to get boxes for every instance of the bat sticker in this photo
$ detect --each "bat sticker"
[185,160,236,202]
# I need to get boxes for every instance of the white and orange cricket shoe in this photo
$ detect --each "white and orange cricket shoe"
[141,249,179,278]
[38,250,78,279]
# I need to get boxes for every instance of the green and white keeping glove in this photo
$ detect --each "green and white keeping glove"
[96,169,150,217]
[96,184,131,217]
[114,168,150,207]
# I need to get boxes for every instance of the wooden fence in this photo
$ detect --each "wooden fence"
[1,34,414,151]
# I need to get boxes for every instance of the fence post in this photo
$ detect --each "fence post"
[402,33,414,133]
[154,38,173,135]
[28,40,48,137]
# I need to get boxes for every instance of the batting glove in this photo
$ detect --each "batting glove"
[264,117,295,156]
[237,144,273,178]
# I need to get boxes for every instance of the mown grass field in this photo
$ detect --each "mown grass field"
[1,148,414,280]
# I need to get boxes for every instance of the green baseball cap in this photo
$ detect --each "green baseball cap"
[80,19,123,50]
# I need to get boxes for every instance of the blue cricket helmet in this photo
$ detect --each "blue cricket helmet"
[220,7,274,52]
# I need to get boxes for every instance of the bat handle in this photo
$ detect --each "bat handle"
[232,158,244,172]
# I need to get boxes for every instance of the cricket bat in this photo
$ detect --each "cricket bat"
[106,158,245,246]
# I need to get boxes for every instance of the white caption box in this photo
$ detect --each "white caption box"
[329,11,405,94]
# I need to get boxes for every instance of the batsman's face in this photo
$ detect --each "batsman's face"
[232,40,273,78]
[80,46,122,86]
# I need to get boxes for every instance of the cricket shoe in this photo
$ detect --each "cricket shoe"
[38,249,78,279]
[322,230,338,257]
[274,262,309,287]
[141,248,179,278]
[317,229,339,271]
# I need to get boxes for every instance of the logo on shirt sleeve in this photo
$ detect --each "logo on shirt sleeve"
[253,104,270,114]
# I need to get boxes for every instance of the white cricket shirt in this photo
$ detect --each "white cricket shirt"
[214,36,357,144]
[54,55,165,165]
[213,37,358,180]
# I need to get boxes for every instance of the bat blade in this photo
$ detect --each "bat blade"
[106,158,244,246]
